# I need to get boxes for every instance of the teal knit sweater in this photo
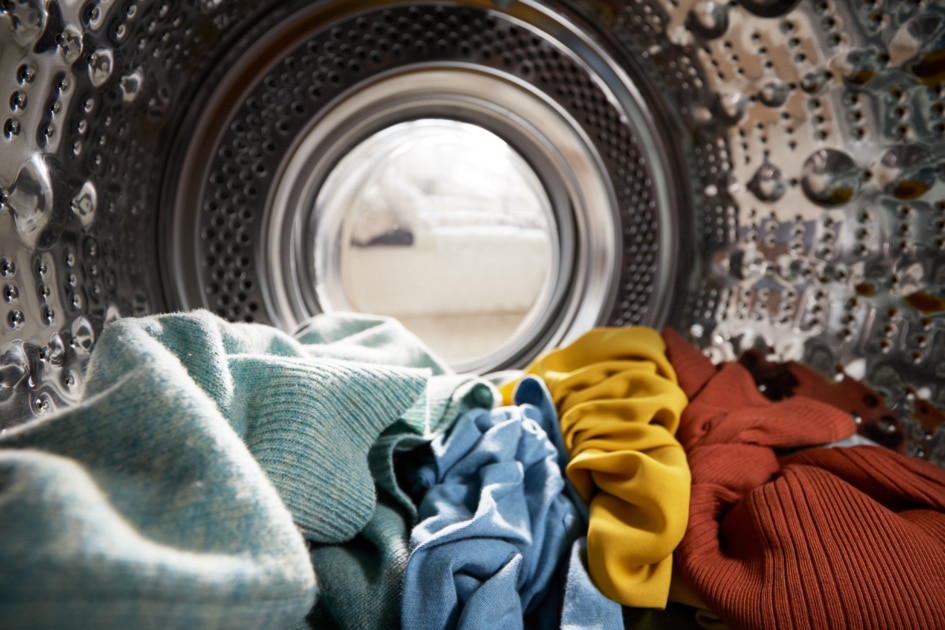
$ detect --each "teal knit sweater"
[0,310,493,629]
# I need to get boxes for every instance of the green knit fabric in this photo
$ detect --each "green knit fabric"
[307,373,499,629]
[0,310,436,629]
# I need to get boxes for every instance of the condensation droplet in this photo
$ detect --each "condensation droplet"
[685,2,730,40]
[3,0,47,47]
[47,333,65,366]
[800,148,864,207]
[71,316,95,354]
[70,181,98,227]
[711,91,747,125]
[2,155,54,246]
[748,159,787,202]
[738,0,802,19]
[120,67,144,102]
[88,48,115,87]
[800,68,832,94]
[874,145,935,201]
[58,26,84,65]
[758,81,790,108]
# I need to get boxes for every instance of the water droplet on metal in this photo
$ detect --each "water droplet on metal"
[800,68,832,94]
[3,0,47,47]
[685,2,729,40]
[71,181,98,227]
[711,91,747,125]
[88,48,114,87]
[800,148,864,207]
[120,67,144,102]
[738,0,801,18]
[58,26,84,65]
[748,159,787,202]
[2,155,54,246]
[758,81,791,108]
[874,145,935,201]
[46,334,65,366]
[71,316,95,354]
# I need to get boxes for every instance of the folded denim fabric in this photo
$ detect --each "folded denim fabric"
[559,537,625,630]
[0,310,434,629]
[402,375,583,629]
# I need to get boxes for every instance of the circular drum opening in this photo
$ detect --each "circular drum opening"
[166,0,685,373]
[313,119,557,371]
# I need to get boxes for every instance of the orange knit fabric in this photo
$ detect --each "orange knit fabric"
[663,329,945,629]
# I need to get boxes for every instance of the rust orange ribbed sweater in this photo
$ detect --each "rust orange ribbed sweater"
[663,328,945,630]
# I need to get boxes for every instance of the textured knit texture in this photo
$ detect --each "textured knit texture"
[402,375,584,629]
[0,310,434,629]
[307,378,499,629]
[663,328,945,630]
[501,327,691,609]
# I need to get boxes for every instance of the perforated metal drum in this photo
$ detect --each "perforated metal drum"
[1,0,944,463]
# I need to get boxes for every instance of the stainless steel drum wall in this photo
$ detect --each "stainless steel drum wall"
[165,0,686,374]
[1,0,944,466]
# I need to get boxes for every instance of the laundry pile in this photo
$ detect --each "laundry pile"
[2,310,944,629]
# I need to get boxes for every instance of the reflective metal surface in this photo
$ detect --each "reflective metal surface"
[0,0,943,465]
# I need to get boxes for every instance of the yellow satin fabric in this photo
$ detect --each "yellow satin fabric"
[500,327,690,608]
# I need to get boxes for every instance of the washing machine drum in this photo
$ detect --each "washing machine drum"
[1,0,943,460]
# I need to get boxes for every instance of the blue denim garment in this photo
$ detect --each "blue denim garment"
[559,537,625,630]
[402,376,592,629]
[516,378,623,630]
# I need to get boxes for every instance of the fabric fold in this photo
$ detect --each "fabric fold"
[663,327,945,630]
[401,376,584,629]
[0,310,441,628]
[500,327,691,609]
